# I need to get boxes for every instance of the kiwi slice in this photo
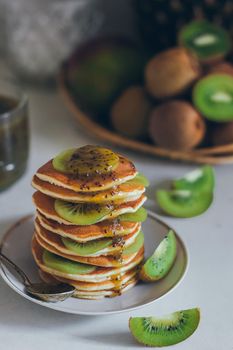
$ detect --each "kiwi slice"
[193,74,233,122]
[156,190,213,218]
[129,173,149,187]
[129,308,200,347]
[122,231,144,257]
[140,230,176,282]
[173,166,215,193]
[42,250,96,274]
[179,20,231,62]
[52,145,119,176]
[119,207,147,222]
[54,199,113,225]
[62,236,112,256]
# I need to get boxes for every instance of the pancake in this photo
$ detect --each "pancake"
[32,175,145,204]
[35,218,141,257]
[37,211,140,242]
[34,229,144,267]
[32,236,144,282]
[33,191,147,225]
[39,268,138,291]
[36,155,137,192]
[39,270,138,299]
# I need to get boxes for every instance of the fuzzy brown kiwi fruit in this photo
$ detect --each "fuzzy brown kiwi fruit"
[212,122,233,146]
[145,47,200,99]
[110,86,152,139]
[208,62,233,77]
[148,100,206,151]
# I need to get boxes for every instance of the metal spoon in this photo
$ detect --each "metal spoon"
[0,252,75,302]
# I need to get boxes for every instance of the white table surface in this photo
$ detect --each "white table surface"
[0,87,233,350]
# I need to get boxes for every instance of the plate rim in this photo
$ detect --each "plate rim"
[0,211,189,316]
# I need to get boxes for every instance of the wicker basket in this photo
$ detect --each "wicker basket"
[58,70,233,165]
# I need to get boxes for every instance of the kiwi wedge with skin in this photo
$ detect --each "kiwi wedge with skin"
[193,74,233,122]
[55,200,114,225]
[156,189,213,218]
[173,166,215,193]
[52,145,119,176]
[179,20,231,63]
[42,250,96,274]
[129,308,200,347]
[140,230,176,282]
[119,207,147,223]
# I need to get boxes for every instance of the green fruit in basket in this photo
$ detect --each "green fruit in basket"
[193,74,233,122]
[129,308,200,347]
[52,145,119,176]
[54,199,114,225]
[148,101,206,151]
[173,166,215,193]
[156,189,213,218]
[140,230,177,282]
[111,86,152,139]
[179,20,231,63]
[67,38,145,115]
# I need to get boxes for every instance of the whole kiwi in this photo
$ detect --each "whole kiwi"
[111,86,152,139]
[148,100,206,150]
[208,62,233,77]
[145,47,200,99]
[212,122,233,146]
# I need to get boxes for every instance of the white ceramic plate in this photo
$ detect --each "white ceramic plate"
[0,212,188,315]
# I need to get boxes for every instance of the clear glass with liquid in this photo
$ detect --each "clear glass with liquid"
[0,80,29,191]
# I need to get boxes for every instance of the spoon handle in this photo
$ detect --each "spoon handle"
[0,252,31,286]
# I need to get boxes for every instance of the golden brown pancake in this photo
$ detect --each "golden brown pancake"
[32,236,144,282]
[37,211,140,242]
[33,191,147,225]
[35,218,140,257]
[36,155,137,192]
[34,230,143,267]
[32,175,145,204]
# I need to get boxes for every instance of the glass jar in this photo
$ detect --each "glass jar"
[0,79,29,191]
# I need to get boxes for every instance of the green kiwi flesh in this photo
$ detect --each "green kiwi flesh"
[140,230,176,282]
[129,308,200,347]
[179,20,231,62]
[156,190,213,218]
[62,236,113,256]
[52,145,119,176]
[129,173,149,187]
[42,250,96,274]
[122,231,144,257]
[193,74,233,122]
[173,166,215,193]
[119,207,147,222]
[54,199,113,225]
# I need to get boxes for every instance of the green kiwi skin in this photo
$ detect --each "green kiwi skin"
[140,230,176,282]
[156,190,213,218]
[119,207,147,223]
[42,250,96,275]
[173,166,215,193]
[129,308,200,347]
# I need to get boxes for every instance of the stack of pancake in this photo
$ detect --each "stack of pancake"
[31,146,147,299]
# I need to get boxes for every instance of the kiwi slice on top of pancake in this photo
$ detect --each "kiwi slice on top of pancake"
[53,145,119,176]
[193,74,233,122]
[55,199,114,225]
[179,20,231,63]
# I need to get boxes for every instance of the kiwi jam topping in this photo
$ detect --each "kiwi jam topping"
[53,145,120,177]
